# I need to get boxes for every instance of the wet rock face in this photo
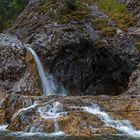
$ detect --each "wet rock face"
[12,23,139,96]
[0,33,41,96]
[123,66,140,96]
[50,36,139,96]
[58,111,117,136]
[30,25,139,96]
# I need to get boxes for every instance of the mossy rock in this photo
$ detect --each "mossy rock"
[100,27,116,37]
[135,41,140,52]
[92,17,108,30]
[89,0,137,30]
[58,0,90,23]
[37,0,57,14]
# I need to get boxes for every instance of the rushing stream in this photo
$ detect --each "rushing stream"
[1,101,140,139]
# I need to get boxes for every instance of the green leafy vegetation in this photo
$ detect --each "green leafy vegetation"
[92,18,108,30]
[37,0,57,14]
[135,41,140,52]
[58,0,90,23]
[89,0,136,30]
[0,0,29,32]
[37,0,136,29]
[37,0,90,24]
[100,27,116,37]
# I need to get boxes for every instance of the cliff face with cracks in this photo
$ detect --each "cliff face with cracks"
[0,33,41,96]
[6,0,140,96]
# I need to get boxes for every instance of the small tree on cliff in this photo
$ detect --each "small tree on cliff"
[64,0,77,11]
[60,0,77,14]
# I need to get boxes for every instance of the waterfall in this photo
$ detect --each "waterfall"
[26,47,66,96]
[83,104,140,137]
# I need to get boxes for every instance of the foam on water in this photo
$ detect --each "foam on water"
[38,101,66,134]
[0,125,8,131]
[12,102,38,120]
[38,101,66,119]
[83,104,140,137]
[7,131,64,138]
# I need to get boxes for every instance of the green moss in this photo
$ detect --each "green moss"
[92,17,108,30]
[4,19,16,29]
[0,0,29,32]
[100,27,116,37]
[58,0,90,23]
[89,0,137,30]
[37,0,56,14]
[37,0,89,23]
[135,41,140,52]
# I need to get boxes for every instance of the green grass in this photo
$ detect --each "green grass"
[87,0,137,30]
[92,17,108,30]
[100,27,116,36]
[37,0,90,23]
[58,0,90,23]
[0,0,29,32]
[135,41,140,52]
[35,0,137,29]
[37,0,56,14]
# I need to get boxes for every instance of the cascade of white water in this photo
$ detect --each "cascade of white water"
[53,119,60,133]
[26,47,66,96]
[38,101,65,119]
[83,104,140,137]
[11,102,38,120]
[0,125,8,131]
[38,101,65,134]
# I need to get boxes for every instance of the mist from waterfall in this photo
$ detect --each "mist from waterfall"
[26,47,66,96]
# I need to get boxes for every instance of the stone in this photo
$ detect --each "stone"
[0,33,41,96]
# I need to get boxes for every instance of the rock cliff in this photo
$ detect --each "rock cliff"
[4,0,140,96]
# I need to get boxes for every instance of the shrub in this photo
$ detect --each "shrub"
[100,27,116,37]
[91,0,137,30]
[58,0,90,23]
[0,0,29,32]
[64,0,77,11]
[135,41,140,52]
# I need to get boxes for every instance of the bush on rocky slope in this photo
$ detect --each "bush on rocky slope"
[87,0,137,30]
[0,0,29,32]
